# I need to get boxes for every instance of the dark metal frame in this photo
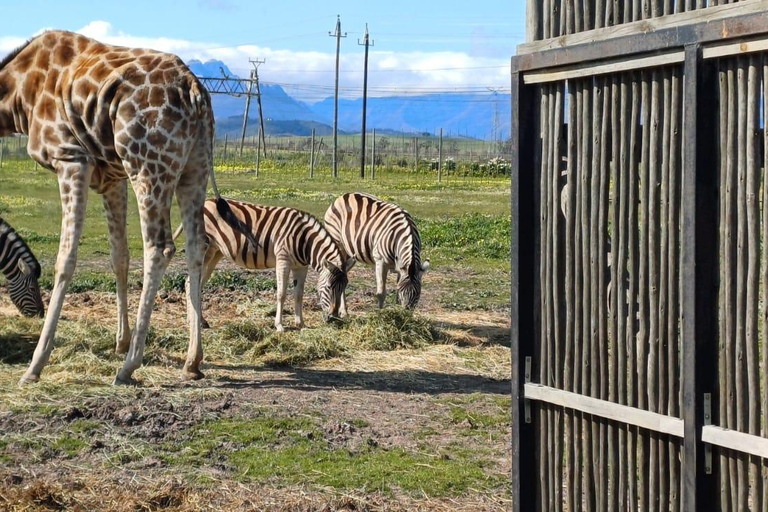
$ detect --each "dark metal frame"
[510,11,768,512]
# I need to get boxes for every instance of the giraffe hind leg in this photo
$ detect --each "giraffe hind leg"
[176,164,210,380]
[102,180,131,354]
[114,169,177,385]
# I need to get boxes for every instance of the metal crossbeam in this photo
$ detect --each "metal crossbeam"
[197,77,249,96]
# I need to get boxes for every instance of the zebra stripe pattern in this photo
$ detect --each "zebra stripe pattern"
[323,192,428,311]
[0,216,44,317]
[193,198,348,331]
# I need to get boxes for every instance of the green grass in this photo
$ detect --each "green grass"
[162,415,503,496]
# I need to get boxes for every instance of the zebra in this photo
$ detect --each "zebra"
[0,216,44,317]
[323,192,429,313]
[175,198,350,332]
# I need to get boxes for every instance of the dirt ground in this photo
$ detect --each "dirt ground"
[0,265,512,511]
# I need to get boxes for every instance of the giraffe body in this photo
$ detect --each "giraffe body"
[0,30,226,385]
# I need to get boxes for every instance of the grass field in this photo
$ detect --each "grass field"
[0,155,511,511]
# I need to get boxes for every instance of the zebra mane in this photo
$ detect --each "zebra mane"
[0,216,41,278]
[0,36,34,73]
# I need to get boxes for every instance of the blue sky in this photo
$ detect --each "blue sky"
[0,0,525,102]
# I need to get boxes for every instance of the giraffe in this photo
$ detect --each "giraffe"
[0,30,257,386]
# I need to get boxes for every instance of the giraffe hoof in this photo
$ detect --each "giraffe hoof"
[181,369,205,381]
[113,372,140,386]
[18,373,40,387]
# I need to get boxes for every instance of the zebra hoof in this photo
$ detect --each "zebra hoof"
[115,344,129,355]
[201,318,210,329]
[18,373,39,387]
[113,372,140,386]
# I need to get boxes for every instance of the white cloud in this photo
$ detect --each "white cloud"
[1,22,510,103]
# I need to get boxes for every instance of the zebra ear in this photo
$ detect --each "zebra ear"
[344,257,355,271]
[324,260,338,272]
[421,260,430,273]
[17,258,32,276]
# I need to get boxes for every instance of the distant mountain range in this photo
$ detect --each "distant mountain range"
[187,59,511,141]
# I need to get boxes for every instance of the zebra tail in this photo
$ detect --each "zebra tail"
[215,197,262,250]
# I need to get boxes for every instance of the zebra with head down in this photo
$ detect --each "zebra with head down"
[323,192,429,314]
[0,216,44,317]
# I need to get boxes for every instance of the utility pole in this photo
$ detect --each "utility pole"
[250,58,267,158]
[329,15,346,178]
[358,24,373,179]
[239,70,254,157]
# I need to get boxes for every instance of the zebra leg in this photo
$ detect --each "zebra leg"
[114,171,176,385]
[393,271,401,305]
[274,259,290,332]
[199,245,223,330]
[102,180,131,355]
[20,160,94,386]
[339,258,355,318]
[293,267,308,329]
[375,259,388,309]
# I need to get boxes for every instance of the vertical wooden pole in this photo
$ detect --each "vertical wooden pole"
[725,59,738,512]
[539,83,552,512]
[371,128,376,180]
[668,66,682,512]
[762,54,768,512]
[564,78,577,512]
[310,128,315,179]
[255,128,261,178]
[717,58,733,512]
[573,80,584,512]
[627,70,640,512]
[682,43,719,512]
[414,137,418,172]
[438,128,443,183]
[745,53,762,511]
[510,62,538,512]
[736,56,749,512]
[638,69,651,512]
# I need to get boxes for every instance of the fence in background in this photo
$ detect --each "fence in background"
[0,132,512,186]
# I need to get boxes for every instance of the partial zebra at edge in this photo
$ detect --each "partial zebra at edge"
[0,216,44,317]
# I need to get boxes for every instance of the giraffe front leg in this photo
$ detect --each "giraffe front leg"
[114,177,176,386]
[20,160,94,386]
[102,181,131,354]
[374,259,388,309]
[274,259,290,332]
[293,267,308,329]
